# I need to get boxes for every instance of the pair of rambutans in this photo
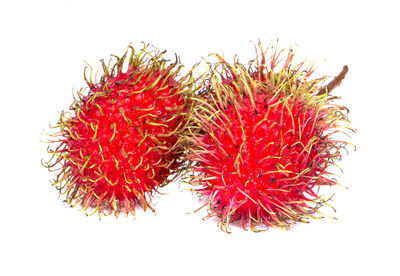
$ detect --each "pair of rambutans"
[44,43,352,232]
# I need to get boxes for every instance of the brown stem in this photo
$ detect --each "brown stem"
[317,65,349,95]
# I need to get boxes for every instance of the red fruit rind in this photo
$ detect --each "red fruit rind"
[44,44,197,217]
[184,43,353,232]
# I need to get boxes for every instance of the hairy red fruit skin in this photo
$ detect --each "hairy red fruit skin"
[185,46,352,232]
[45,45,195,217]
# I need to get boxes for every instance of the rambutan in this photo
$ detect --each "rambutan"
[184,44,353,232]
[44,44,196,217]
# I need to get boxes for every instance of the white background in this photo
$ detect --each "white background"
[1,0,399,275]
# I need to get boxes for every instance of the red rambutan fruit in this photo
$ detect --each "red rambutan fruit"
[184,44,353,232]
[44,44,196,217]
